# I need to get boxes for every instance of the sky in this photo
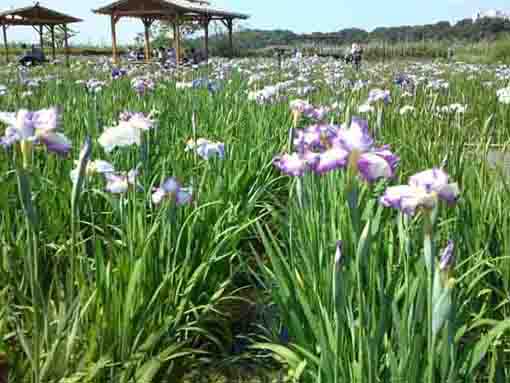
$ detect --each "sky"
[2,0,509,45]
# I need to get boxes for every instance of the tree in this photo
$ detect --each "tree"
[42,26,78,49]
[151,19,205,48]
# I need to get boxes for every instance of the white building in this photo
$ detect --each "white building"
[473,9,510,22]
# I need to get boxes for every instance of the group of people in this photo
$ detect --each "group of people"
[16,41,364,70]
[127,46,206,66]
[18,44,47,66]
[291,43,365,71]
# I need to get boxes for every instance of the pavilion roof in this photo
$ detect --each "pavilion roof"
[0,2,82,26]
[93,0,249,20]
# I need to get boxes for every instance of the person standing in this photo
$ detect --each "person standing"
[351,42,363,71]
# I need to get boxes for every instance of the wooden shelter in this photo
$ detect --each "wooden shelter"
[0,2,82,65]
[93,0,249,65]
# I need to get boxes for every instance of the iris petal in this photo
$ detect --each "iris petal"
[312,147,349,174]
[273,153,310,176]
[336,117,373,153]
[357,152,393,182]
[409,168,449,193]
[41,132,72,155]
[98,125,142,152]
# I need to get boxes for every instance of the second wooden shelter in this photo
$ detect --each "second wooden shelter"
[0,2,82,64]
[93,0,249,65]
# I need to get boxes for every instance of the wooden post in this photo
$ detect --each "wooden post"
[227,19,233,58]
[63,24,70,67]
[203,17,210,64]
[111,14,119,65]
[175,17,181,67]
[50,25,56,61]
[1,23,8,63]
[172,22,177,52]
[39,25,44,51]
[142,18,152,63]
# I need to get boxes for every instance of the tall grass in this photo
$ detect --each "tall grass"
[285,38,510,63]
[0,56,509,382]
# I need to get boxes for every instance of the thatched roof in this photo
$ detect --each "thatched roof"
[93,0,249,20]
[0,2,82,25]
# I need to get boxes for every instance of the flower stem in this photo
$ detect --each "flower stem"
[14,152,40,383]
[424,212,435,383]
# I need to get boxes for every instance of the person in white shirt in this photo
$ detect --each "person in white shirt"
[350,42,363,70]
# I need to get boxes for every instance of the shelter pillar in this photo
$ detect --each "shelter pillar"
[174,17,181,67]
[142,17,154,63]
[39,25,44,50]
[203,17,210,64]
[50,25,56,60]
[110,15,119,65]
[1,23,8,63]
[173,22,177,57]
[227,19,233,58]
[63,24,70,67]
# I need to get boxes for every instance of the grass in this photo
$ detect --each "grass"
[2,37,510,64]
[251,38,510,64]
[0,55,510,382]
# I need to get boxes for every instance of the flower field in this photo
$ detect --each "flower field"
[1,56,510,382]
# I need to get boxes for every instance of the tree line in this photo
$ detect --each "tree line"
[211,17,510,51]
[302,17,510,44]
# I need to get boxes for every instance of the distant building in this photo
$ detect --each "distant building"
[473,9,510,22]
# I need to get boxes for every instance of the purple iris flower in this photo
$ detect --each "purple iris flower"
[331,119,398,182]
[104,168,140,194]
[0,108,71,156]
[311,146,349,174]
[367,89,391,105]
[380,168,460,215]
[112,68,127,80]
[0,126,21,148]
[439,240,455,271]
[152,177,192,206]
[293,124,338,151]
[333,118,373,153]
[357,151,399,182]
[273,153,317,177]
[304,106,330,121]
[191,78,222,94]
[274,117,398,181]
[289,99,313,115]
[131,77,155,95]
[394,74,415,92]
[185,138,225,160]
[207,81,222,94]
[409,169,459,203]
